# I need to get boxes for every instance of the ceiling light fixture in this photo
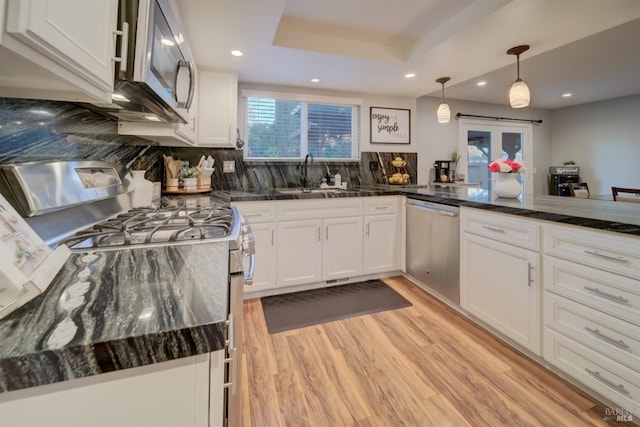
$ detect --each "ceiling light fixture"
[310,78,320,83]
[405,73,416,79]
[507,44,530,108]
[435,77,451,124]
[562,92,573,98]
[230,50,243,57]
[477,81,487,87]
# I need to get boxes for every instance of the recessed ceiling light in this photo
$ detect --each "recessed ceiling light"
[477,81,487,86]
[562,93,573,98]
[404,73,416,79]
[310,78,320,83]
[230,50,243,57]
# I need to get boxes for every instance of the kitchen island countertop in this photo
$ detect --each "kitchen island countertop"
[224,185,640,236]
[0,241,230,393]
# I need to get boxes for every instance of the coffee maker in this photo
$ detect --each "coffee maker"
[434,160,452,183]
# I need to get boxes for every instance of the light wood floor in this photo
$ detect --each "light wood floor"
[241,276,623,426]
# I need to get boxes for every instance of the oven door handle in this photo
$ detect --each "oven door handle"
[244,253,255,285]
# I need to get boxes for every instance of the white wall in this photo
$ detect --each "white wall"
[549,94,640,197]
[416,96,552,194]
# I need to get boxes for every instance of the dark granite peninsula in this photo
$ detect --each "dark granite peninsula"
[0,241,229,393]
[402,185,640,236]
[224,184,640,236]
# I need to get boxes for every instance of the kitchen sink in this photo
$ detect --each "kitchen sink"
[276,188,345,194]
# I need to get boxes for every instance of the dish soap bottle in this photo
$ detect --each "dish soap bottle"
[334,173,341,187]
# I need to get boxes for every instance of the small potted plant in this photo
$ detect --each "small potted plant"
[178,165,200,190]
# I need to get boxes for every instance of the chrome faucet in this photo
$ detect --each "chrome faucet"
[300,153,314,191]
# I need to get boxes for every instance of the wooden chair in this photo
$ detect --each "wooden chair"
[568,182,590,198]
[612,187,640,203]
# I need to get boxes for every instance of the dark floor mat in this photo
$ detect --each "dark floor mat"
[261,279,412,334]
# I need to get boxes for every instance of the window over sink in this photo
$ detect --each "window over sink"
[240,90,361,161]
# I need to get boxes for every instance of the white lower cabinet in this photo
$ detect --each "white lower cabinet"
[0,351,224,427]
[277,216,362,286]
[460,208,541,355]
[544,328,640,416]
[461,232,540,353]
[542,223,640,415]
[235,196,401,297]
[363,213,397,274]
[277,219,323,287]
[322,216,363,280]
[248,222,277,292]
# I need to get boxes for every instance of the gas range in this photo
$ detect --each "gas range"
[60,202,238,251]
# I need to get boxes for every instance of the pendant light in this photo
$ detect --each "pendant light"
[507,45,530,108]
[436,77,451,123]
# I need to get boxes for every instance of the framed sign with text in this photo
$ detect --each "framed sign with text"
[370,107,410,144]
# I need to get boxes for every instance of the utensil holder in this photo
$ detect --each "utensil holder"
[197,175,211,189]
[166,177,179,190]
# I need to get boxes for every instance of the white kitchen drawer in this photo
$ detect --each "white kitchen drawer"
[460,207,540,251]
[544,223,640,280]
[544,292,640,371]
[278,198,362,221]
[233,201,278,223]
[543,256,640,326]
[363,196,398,215]
[543,328,640,415]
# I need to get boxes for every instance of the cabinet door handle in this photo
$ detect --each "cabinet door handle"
[366,224,370,236]
[583,250,630,264]
[527,263,533,287]
[271,229,274,246]
[584,327,630,349]
[585,368,629,394]
[112,22,129,72]
[325,226,329,241]
[374,206,388,210]
[584,286,630,304]
[317,226,321,242]
[481,225,505,233]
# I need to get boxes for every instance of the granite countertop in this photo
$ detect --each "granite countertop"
[0,241,230,393]
[225,185,640,236]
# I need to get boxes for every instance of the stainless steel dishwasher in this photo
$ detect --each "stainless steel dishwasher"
[405,198,460,304]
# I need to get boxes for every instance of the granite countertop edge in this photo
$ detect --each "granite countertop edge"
[224,187,640,236]
[0,322,226,394]
[0,243,231,394]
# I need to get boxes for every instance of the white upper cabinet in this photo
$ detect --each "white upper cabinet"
[198,71,238,147]
[0,0,118,103]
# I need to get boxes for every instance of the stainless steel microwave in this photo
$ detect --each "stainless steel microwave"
[93,0,195,123]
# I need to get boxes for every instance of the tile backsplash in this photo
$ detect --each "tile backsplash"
[0,98,418,191]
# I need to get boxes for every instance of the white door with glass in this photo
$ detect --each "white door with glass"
[458,119,533,197]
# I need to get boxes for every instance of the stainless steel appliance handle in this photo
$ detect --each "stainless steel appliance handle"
[223,314,237,394]
[185,61,195,110]
[244,253,255,285]
[174,59,191,107]
[407,202,458,217]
